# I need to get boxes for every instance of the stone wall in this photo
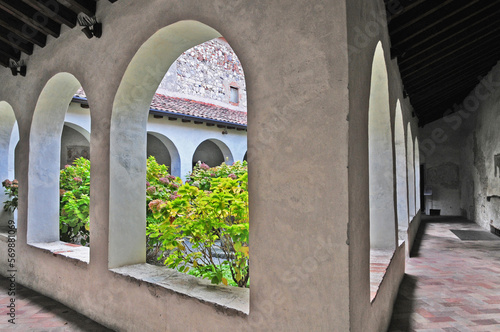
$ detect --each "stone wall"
[157,38,247,112]
[458,62,500,229]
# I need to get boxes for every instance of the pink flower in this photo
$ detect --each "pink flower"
[2,179,11,188]
[228,173,237,180]
[168,175,176,180]
[171,183,179,189]
[210,173,216,177]
[64,165,70,169]
[148,199,163,212]
[146,181,150,187]
[73,177,83,182]
[159,177,169,185]
[169,194,181,200]
[200,163,210,170]
[146,186,156,194]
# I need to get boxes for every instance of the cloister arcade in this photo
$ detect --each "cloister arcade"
[1,0,492,331]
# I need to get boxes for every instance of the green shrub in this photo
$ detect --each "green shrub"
[145,156,183,261]
[149,164,249,287]
[2,179,18,213]
[59,158,90,245]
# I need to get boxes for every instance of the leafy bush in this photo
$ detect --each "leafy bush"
[2,179,18,213]
[59,158,90,245]
[145,156,183,261]
[187,160,247,191]
[149,165,249,287]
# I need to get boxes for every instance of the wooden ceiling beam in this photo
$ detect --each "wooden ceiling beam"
[391,1,498,53]
[402,45,500,86]
[390,0,456,36]
[21,0,77,28]
[0,40,21,60]
[405,59,498,94]
[0,10,45,47]
[385,0,427,22]
[63,0,96,17]
[0,25,33,54]
[401,34,499,77]
[0,0,59,38]
[399,15,500,66]
[400,27,500,73]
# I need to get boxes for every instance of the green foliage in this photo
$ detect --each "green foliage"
[145,156,183,261]
[59,158,90,245]
[149,163,249,288]
[188,263,249,288]
[187,160,248,191]
[2,179,18,213]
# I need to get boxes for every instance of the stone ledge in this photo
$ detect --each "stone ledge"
[29,242,90,264]
[111,263,249,315]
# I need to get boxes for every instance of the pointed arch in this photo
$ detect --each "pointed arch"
[27,73,86,243]
[192,138,234,168]
[0,102,18,226]
[407,123,415,219]
[368,42,396,250]
[109,20,222,268]
[394,100,409,232]
[415,138,421,213]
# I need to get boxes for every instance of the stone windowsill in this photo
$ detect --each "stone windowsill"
[111,263,249,315]
[30,241,90,264]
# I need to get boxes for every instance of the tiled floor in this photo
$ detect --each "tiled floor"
[388,216,500,332]
[0,277,112,331]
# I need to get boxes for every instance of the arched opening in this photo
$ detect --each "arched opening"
[109,20,229,268]
[368,43,397,251]
[147,132,181,177]
[407,124,416,219]
[394,101,409,240]
[0,102,18,227]
[415,138,421,214]
[27,73,92,254]
[192,139,234,168]
[60,123,90,169]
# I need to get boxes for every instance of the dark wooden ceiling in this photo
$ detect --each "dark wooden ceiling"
[0,0,103,67]
[386,0,500,126]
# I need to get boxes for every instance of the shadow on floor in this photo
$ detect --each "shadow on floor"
[387,274,418,332]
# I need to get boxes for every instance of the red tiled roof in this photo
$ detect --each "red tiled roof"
[74,89,247,126]
[150,94,247,126]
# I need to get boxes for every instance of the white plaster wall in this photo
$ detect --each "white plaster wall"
[147,115,246,180]
[0,0,352,331]
[346,0,420,330]
[419,117,462,216]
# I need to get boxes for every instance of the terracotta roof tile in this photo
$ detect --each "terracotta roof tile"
[74,88,247,126]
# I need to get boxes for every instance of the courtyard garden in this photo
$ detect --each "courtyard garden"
[2,157,249,288]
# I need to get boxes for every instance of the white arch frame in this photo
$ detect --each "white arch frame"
[394,101,409,232]
[407,124,416,219]
[368,42,397,250]
[109,20,222,268]
[415,138,421,214]
[192,138,235,167]
[27,73,85,243]
[147,131,181,177]
[0,102,18,227]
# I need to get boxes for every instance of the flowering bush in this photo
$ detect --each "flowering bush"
[59,158,90,245]
[2,179,18,213]
[145,156,183,261]
[149,163,249,287]
[187,160,248,191]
